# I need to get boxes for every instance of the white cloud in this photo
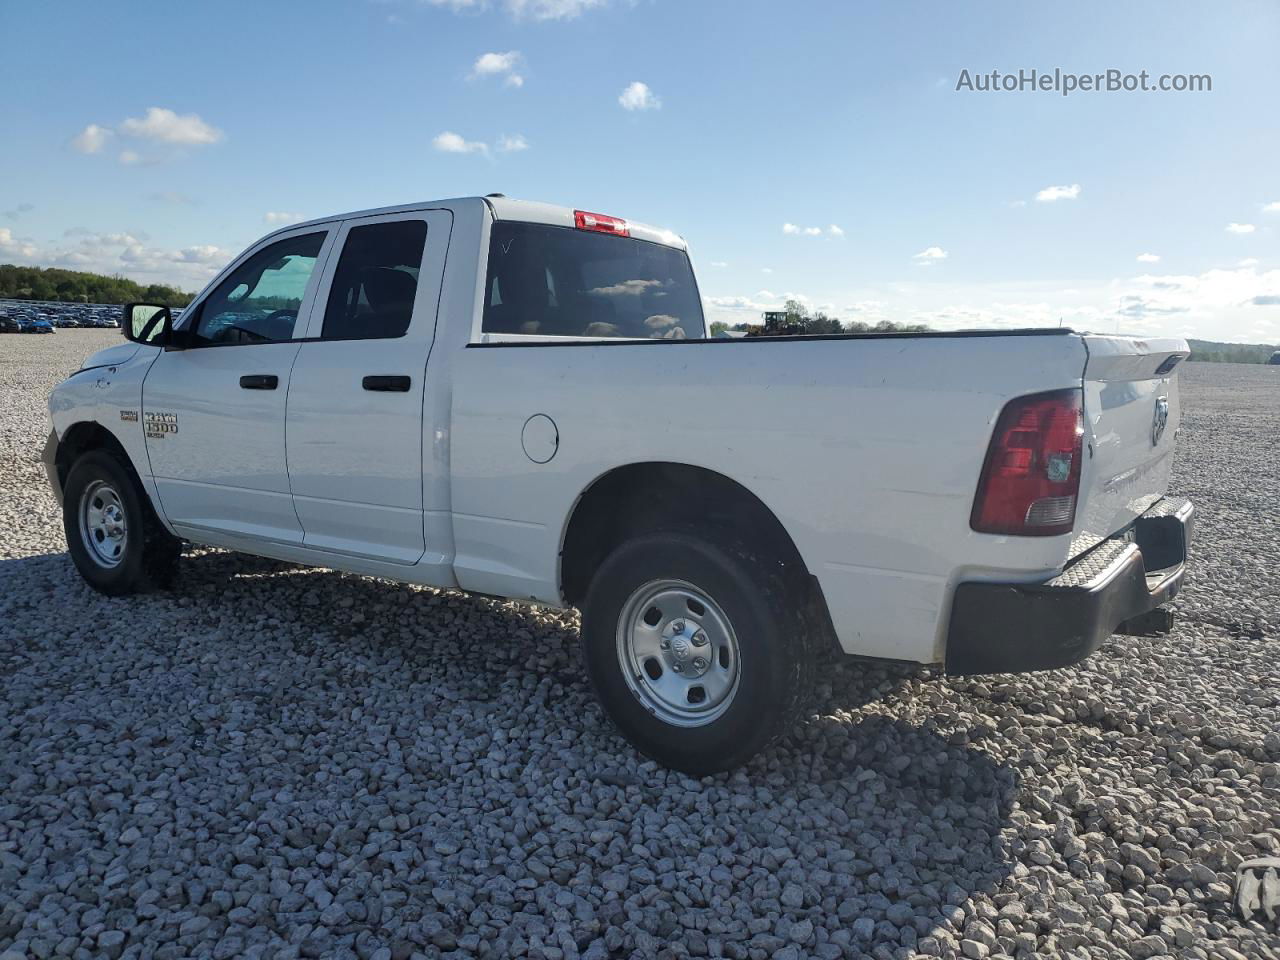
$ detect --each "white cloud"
[1035,183,1081,203]
[1262,201,1280,214]
[1226,222,1256,234]
[761,267,773,274]
[913,246,948,264]
[471,51,524,87]
[264,212,306,225]
[497,134,529,153]
[71,123,111,154]
[25,230,233,288]
[422,0,605,18]
[120,107,223,145]
[845,300,887,319]
[1006,199,1028,208]
[1136,253,1161,263]
[117,150,150,166]
[433,131,489,155]
[1239,258,1259,267]
[0,227,38,259]
[506,0,605,20]
[77,231,146,247]
[783,222,833,237]
[708,261,728,268]
[708,260,1280,342]
[619,81,660,111]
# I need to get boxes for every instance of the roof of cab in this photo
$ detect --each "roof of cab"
[260,196,687,251]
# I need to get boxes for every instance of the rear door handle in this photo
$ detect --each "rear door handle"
[239,374,278,390]
[362,375,411,392]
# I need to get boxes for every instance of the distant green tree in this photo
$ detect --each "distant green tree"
[1186,338,1280,363]
[806,311,844,334]
[709,321,729,336]
[0,263,194,307]
[783,299,809,326]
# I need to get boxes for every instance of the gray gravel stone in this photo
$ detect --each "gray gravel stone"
[2,334,1280,959]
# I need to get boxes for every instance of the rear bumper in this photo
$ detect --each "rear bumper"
[945,496,1194,675]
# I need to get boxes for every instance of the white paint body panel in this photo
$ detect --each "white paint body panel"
[286,209,453,564]
[140,223,336,544]
[145,341,305,543]
[1073,336,1188,552]
[45,196,1189,667]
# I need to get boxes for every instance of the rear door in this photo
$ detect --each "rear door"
[284,209,452,563]
[1076,335,1189,546]
[142,227,335,543]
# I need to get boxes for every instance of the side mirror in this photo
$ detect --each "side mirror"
[122,303,173,346]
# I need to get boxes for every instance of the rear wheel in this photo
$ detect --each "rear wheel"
[63,450,181,595]
[580,531,814,774]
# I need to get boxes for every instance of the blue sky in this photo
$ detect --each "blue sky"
[2,0,1278,341]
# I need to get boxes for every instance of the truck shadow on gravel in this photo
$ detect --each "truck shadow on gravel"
[165,550,1024,950]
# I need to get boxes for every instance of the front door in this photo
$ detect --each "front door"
[142,227,334,544]
[285,210,451,563]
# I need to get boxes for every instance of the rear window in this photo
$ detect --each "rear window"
[481,221,704,339]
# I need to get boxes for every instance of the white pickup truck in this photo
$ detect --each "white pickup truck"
[44,196,1194,773]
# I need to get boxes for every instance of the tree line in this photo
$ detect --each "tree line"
[0,264,194,308]
[710,299,930,337]
[1185,339,1280,364]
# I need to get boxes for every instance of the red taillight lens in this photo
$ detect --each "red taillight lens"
[971,389,1084,536]
[574,210,629,237]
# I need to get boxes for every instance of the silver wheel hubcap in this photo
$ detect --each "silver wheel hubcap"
[79,480,127,568]
[616,579,741,727]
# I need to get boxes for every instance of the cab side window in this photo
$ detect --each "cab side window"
[190,233,326,346]
[321,220,428,340]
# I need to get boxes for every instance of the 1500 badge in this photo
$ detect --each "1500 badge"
[144,412,179,439]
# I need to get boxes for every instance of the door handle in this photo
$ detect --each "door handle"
[362,375,411,392]
[239,374,278,390]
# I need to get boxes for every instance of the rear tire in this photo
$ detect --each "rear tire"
[63,450,181,595]
[580,531,814,775]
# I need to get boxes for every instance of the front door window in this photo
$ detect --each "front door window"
[190,233,326,346]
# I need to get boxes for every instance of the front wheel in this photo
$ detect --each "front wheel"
[580,532,814,774]
[62,450,181,595]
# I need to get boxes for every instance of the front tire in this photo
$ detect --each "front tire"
[580,532,814,775]
[63,450,181,595]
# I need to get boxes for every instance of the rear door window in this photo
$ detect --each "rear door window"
[321,220,428,340]
[482,221,704,339]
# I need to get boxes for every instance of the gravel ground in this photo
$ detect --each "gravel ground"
[1,330,1277,960]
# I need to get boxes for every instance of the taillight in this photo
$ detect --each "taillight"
[971,388,1084,536]
[574,210,629,237]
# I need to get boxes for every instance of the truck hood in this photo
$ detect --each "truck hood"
[80,341,143,371]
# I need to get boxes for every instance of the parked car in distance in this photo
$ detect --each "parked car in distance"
[0,315,20,333]
[43,196,1195,773]
[29,318,55,334]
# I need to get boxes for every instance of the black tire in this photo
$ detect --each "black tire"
[63,449,181,595]
[580,531,815,775]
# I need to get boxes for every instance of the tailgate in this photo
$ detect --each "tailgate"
[1074,335,1189,552]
